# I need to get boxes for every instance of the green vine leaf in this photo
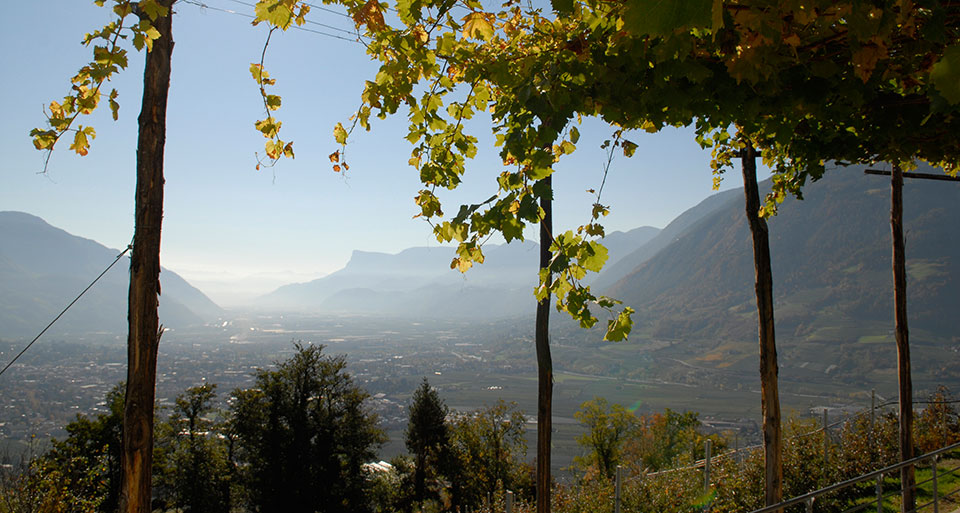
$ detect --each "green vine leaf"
[931,45,960,105]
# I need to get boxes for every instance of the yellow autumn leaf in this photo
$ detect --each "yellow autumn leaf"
[462,12,495,40]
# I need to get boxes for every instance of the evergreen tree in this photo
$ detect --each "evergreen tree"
[404,378,450,508]
[229,342,385,513]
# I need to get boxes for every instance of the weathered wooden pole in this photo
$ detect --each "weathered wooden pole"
[865,164,960,511]
[740,144,783,511]
[536,175,554,513]
[890,163,915,513]
[118,2,174,512]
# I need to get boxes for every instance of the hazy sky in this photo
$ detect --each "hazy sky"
[1,1,767,301]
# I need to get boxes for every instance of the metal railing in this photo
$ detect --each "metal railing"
[749,442,960,513]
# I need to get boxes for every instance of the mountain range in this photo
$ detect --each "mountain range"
[258,162,959,348]
[256,227,660,318]
[4,161,958,352]
[0,211,221,339]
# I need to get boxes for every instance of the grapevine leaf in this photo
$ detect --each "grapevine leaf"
[931,45,960,105]
[604,307,635,342]
[622,0,711,38]
[255,0,295,29]
[334,122,348,144]
[109,89,120,121]
[266,94,282,111]
[851,40,888,83]
[70,127,93,156]
[138,0,169,21]
[551,0,574,14]
[30,129,58,150]
[462,12,495,40]
[353,0,386,32]
[579,242,608,273]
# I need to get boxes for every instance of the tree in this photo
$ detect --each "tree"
[404,378,450,508]
[0,455,104,513]
[573,397,636,480]
[625,409,725,473]
[229,342,385,513]
[366,455,416,513]
[447,400,528,510]
[2,384,126,513]
[914,386,960,453]
[155,384,231,513]
[42,383,125,513]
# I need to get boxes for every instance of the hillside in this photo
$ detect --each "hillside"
[531,164,958,391]
[607,164,960,344]
[0,212,221,339]
[591,188,742,292]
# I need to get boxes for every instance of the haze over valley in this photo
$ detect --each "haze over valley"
[2,163,959,472]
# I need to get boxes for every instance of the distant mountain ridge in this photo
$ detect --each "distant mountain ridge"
[257,227,660,318]
[0,211,221,338]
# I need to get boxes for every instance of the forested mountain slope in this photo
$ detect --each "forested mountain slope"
[0,212,221,338]
[606,164,960,345]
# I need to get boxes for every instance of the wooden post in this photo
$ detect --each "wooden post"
[535,176,554,513]
[891,164,915,513]
[118,3,174,513]
[740,144,783,511]
[863,164,956,512]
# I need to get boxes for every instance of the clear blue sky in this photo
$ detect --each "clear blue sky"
[1,1,766,303]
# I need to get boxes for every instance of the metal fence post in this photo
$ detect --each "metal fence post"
[615,465,622,513]
[871,389,876,435]
[735,432,740,465]
[806,497,815,513]
[931,458,939,513]
[876,472,884,513]
[704,439,712,492]
[506,490,513,513]
[823,409,829,468]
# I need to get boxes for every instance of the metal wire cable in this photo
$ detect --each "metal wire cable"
[179,0,365,43]
[220,0,362,36]
[0,245,132,379]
